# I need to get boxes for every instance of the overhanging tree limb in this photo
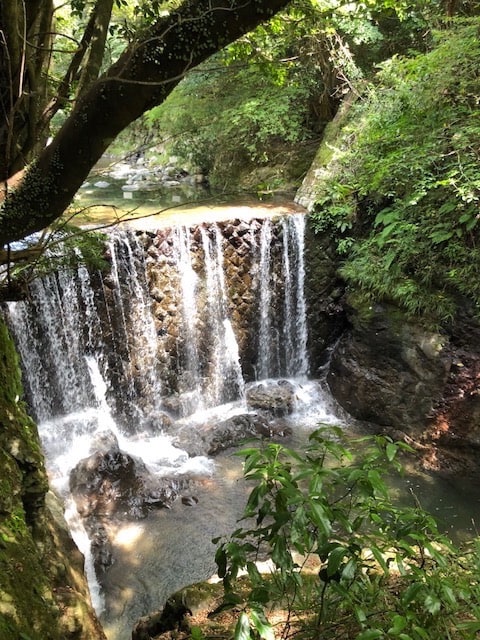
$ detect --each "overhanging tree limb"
[0,0,290,247]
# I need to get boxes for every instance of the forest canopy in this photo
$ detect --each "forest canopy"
[0,0,479,292]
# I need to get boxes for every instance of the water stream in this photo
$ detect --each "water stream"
[4,207,480,640]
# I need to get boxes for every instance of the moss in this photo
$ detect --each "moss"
[0,316,105,639]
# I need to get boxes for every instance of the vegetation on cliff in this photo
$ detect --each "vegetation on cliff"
[122,0,442,191]
[310,18,480,325]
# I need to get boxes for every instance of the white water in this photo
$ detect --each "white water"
[283,214,309,377]
[256,218,274,379]
[4,212,347,638]
[200,225,245,406]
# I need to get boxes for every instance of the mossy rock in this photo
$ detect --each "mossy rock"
[0,317,106,639]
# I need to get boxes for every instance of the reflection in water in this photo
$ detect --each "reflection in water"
[391,469,480,543]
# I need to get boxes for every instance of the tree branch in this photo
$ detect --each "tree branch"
[0,0,290,247]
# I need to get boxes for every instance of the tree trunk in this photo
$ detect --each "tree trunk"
[76,0,115,95]
[0,0,54,177]
[0,0,289,247]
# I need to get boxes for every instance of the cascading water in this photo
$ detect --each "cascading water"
[282,213,308,378]
[4,211,344,640]
[173,225,202,412]
[255,214,309,379]
[256,217,274,379]
[199,225,245,406]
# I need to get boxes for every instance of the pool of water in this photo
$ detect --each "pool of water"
[95,419,480,640]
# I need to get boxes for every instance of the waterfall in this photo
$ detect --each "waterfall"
[200,225,245,406]
[256,218,275,379]
[2,212,325,635]
[175,226,201,383]
[103,230,163,420]
[6,215,309,429]
[255,215,309,380]
[282,214,309,378]
[6,269,97,422]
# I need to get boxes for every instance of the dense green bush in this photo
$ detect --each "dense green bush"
[144,60,316,190]
[311,19,480,324]
[213,427,480,640]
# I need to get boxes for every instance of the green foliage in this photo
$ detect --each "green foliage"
[5,224,108,295]
[214,427,480,640]
[141,0,439,190]
[311,19,480,324]
[144,55,316,189]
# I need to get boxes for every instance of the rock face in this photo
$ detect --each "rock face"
[0,318,105,640]
[325,298,480,475]
[419,305,480,472]
[304,222,347,374]
[327,303,450,433]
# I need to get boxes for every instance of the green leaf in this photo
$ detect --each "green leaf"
[341,558,357,580]
[309,501,332,536]
[356,629,384,639]
[385,442,397,462]
[424,593,441,615]
[387,614,407,635]
[370,545,390,574]
[401,582,423,605]
[327,546,347,577]
[250,609,275,640]
[457,620,480,633]
[367,469,387,496]
[234,612,252,640]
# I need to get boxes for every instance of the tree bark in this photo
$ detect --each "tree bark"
[0,0,290,247]
[76,0,115,95]
[0,0,54,177]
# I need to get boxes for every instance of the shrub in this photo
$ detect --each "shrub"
[311,19,480,325]
[214,427,480,640]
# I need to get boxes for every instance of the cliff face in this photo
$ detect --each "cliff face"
[0,316,105,640]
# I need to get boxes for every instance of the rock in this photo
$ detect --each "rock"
[69,431,188,520]
[167,410,292,458]
[206,414,260,454]
[246,380,297,417]
[132,593,192,640]
[327,303,450,436]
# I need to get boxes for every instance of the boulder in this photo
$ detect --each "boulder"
[169,412,292,457]
[246,380,298,417]
[69,430,188,520]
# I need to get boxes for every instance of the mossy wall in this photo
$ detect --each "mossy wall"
[0,316,105,640]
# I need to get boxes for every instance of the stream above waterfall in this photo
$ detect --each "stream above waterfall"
[4,203,480,640]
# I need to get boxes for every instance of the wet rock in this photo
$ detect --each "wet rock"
[89,520,113,574]
[140,411,174,434]
[169,411,291,458]
[327,304,450,436]
[246,380,297,417]
[206,414,261,454]
[69,430,188,520]
[132,594,192,640]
